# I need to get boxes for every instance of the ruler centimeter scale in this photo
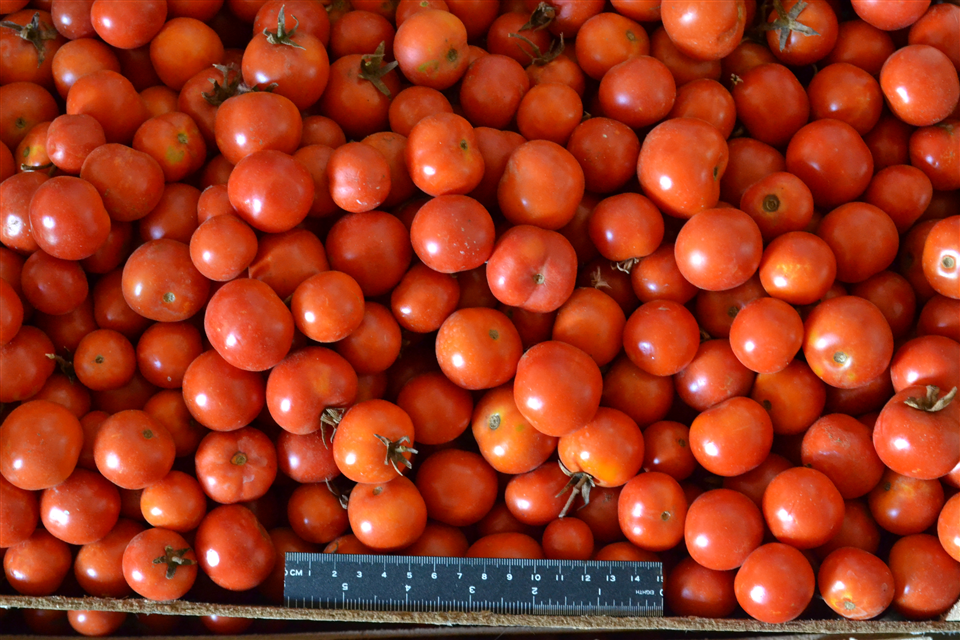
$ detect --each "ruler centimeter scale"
[283,553,663,617]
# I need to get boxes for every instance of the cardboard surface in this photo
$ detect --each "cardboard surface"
[1,595,958,634]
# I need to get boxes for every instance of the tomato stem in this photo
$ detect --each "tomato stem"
[359,42,399,97]
[44,352,75,381]
[556,460,595,518]
[758,0,821,52]
[0,12,58,67]
[508,32,565,66]
[152,545,195,579]
[904,385,957,412]
[519,2,555,32]
[374,433,418,476]
[319,407,346,448]
[263,5,306,50]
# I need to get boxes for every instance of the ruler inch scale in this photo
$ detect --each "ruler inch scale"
[283,553,663,617]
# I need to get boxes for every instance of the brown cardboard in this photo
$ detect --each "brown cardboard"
[1,595,958,634]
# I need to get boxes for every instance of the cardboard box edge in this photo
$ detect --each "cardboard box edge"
[1,595,958,633]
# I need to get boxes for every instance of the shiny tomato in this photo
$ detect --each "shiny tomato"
[734,543,815,623]
[685,489,764,571]
[802,296,894,389]
[873,384,960,479]
[618,471,687,552]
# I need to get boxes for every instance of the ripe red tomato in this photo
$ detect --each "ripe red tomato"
[684,489,764,571]
[802,295,894,389]
[348,475,427,550]
[618,471,687,552]
[873,384,960,479]
[514,340,603,438]
[122,527,198,601]
[637,117,728,219]
[734,543,815,623]
[195,504,275,591]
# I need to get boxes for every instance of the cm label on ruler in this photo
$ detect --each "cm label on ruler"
[284,553,664,616]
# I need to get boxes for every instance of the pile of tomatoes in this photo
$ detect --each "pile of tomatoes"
[1,0,959,634]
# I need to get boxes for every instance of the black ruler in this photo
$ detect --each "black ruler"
[283,553,663,616]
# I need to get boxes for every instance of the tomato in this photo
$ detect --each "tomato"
[599,56,675,130]
[823,19,895,76]
[884,45,959,127]
[410,195,495,274]
[73,518,145,598]
[499,140,585,230]
[66,69,150,146]
[20,251,88,317]
[332,399,416,484]
[389,86,453,136]
[214,91,301,165]
[287,483,348,544]
[1,399,82,490]
[689,396,773,477]
[459,53,530,130]
[734,543,815,623]
[675,339,755,411]
[66,610,127,636]
[45,113,105,175]
[638,117,728,219]
[467,532,544,560]
[873,384,959,480]
[802,295,894,389]
[486,225,578,313]
[922,215,959,299]
[139,471,206,532]
[204,278,293,372]
[684,489,763,571]
[122,527,197,601]
[348,475,427,550]
[939,493,960,563]
[666,557,737,618]
[335,302,402,375]
[264,347,357,438]
[618,471,687,552]
[94,409,175,490]
[675,208,762,292]
[558,406,644,491]
[514,340,602,438]
[0,473,37,548]
[40,467,119,545]
[393,9,469,90]
[566,117,640,195]
[891,335,960,393]
[729,297,803,374]
[541,517,593,560]
[888,534,960,619]
[415,449,497,527]
[661,0,746,60]
[762,0,838,66]
[731,63,810,149]
[868,468,944,535]
[763,467,845,549]
[808,63,883,135]
[3,528,72,595]
[194,427,277,504]
[471,383,557,474]
[575,12,648,81]
[241,8,328,110]
[852,0,929,30]
[132,112,207,184]
[0,10,65,90]
[325,211,412,298]
[28,176,110,262]
[910,120,960,192]
[195,504,275,591]
[800,414,885,499]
